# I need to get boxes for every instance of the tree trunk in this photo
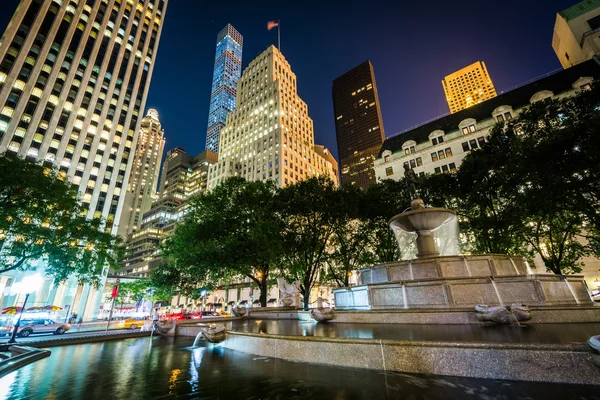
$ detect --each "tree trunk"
[259,276,268,307]
[302,279,311,308]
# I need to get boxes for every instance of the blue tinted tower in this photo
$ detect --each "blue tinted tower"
[206,24,243,153]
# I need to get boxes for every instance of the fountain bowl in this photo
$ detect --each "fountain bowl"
[389,207,456,234]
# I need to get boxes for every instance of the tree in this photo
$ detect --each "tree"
[324,185,376,287]
[162,177,283,307]
[446,84,600,274]
[0,153,121,286]
[360,179,406,263]
[278,177,338,307]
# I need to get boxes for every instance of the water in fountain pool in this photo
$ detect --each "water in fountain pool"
[1,336,599,400]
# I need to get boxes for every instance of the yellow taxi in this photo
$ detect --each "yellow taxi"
[118,318,145,330]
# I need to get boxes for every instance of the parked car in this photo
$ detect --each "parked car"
[0,319,71,337]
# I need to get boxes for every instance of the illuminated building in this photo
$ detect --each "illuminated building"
[332,61,385,188]
[118,109,165,237]
[552,0,600,68]
[375,60,600,292]
[207,45,338,190]
[442,61,497,114]
[206,24,242,154]
[0,0,168,319]
[120,148,218,277]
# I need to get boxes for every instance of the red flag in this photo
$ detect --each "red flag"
[111,278,120,299]
[267,20,279,31]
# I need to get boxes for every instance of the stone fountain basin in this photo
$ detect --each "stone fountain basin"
[389,207,456,233]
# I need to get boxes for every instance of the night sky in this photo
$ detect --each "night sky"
[0,0,577,161]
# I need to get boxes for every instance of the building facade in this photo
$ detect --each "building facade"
[332,60,385,188]
[442,61,497,114]
[120,148,218,277]
[208,45,338,190]
[205,24,242,154]
[552,0,600,69]
[374,60,600,286]
[118,108,165,237]
[0,0,168,320]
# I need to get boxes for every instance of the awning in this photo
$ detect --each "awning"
[206,303,213,307]
[267,299,277,303]
[213,303,223,307]
[252,300,261,304]
[227,301,235,305]
[239,300,248,305]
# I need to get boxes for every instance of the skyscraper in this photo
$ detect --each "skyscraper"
[120,148,218,277]
[0,0,167,320]
[0,0,167,233]
[552,0,600,69]
[205,24,242,153]
[442,61,497,113]
[207,45,338,189]
[332,61,385,188]
[118,109,165,238]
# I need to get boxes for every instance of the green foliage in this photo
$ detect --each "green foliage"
[110,278,175,308]
[0,152,121,287]
[161,177,283,306]
[324,184,376,287]
[421,83,600,274]
[278,177,341,306]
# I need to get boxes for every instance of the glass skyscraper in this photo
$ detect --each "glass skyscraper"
[205,24,242,154]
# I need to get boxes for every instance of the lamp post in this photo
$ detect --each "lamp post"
[201,290,207,312]
[7,273,44,344]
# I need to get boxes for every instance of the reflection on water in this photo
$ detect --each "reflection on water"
[227,319,600,344]
[2,337,600,400]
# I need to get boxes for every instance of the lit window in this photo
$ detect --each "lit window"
[385,167,393,176]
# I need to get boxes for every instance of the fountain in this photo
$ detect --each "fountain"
[332,166,594,319]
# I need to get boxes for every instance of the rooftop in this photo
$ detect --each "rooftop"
[379,59,600,157]
[559,0,600,21]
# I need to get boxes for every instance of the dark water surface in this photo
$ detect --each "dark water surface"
[225,319,600,344]
[2,337,599,400]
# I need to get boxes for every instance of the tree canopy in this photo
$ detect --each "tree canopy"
[0,153,121,286]
[161,177,283,306]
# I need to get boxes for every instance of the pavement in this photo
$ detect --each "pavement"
[0,323,153,350]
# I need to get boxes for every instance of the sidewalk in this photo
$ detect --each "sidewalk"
[0,329,152,351]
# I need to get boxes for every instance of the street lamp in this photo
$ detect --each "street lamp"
[7,273,44,344]
[201,290,207,312]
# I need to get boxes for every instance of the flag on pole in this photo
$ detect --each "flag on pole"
[267,20,279,31]
[111,278,120,299]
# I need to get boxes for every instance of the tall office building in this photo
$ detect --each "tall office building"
[552,0,600,69]
[118,108,165,238]
[120,148,218,277]
[332,61,385,188]
[0,0,167,320]
[207,45,338,189]
[205,24,242,153]
[442,61,497,113]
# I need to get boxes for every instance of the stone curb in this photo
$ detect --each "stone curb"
[221,330,600,384]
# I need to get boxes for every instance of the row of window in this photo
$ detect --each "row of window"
[434,163,457,174]
[461,136,486,151]
[431,147,452,162]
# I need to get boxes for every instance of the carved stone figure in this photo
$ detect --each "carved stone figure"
[310,297,335,323]
[277,277,301,307]
[475,304,532,324]
[232,305,247,317]
[403,164,420,201]
[155,320,175,335]
[588,335,600,368]
[201,324,226,343]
